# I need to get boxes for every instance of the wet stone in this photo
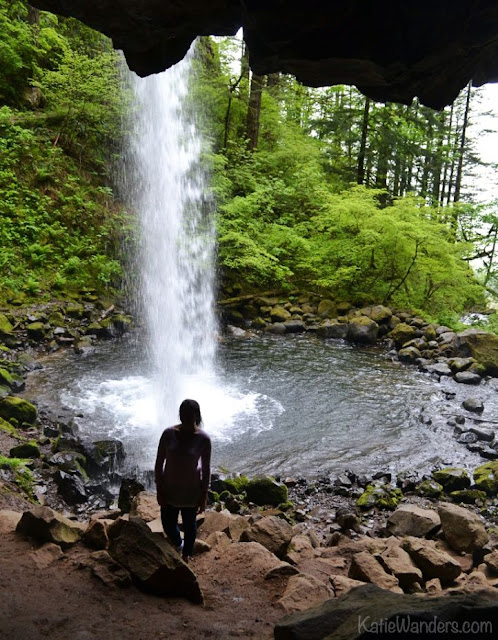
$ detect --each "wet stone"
[469,426,495,442]
[457,432,479,444]
[462,398,484,413]
[454,371,481,385]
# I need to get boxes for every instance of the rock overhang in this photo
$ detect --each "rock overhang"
[31,0,498,109]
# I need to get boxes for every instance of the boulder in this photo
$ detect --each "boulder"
[389,323,417,348]
[30,542,63,569]
[474,461,498,495]
[227,513,250,541]
[415,478,443,498]
[448,356,475,373]
[347,316,379,344]
[0,313,14,340]
[108,516,203,602]
[386,505,441,538]
[276,573,333,613]
[205,531,232,550]
[265,561,300,580]
[450,489,487,504]
[348,551,402,593]
[0,396,37,425]
[0,509,22,533]
[437,502,488,552]
[82,518,113,550]
[270,306,292,322]
[26,322,49,340]
[266,322,286,335]
[366,305,392,324]
[240,515,293,558]
[284,320,306,333]
[454,371,482,385]
[53,470,88,505]
[454,329,498,376]
[16,506,84,548]
[9,442,40,459]
[424,362,452,377]
[378,542,423,591]
[397,346,421,363]
[402,536,461,584]
[462,398,484,413]
[432,468,471,492]
[469,426,495,442]
[274,584,498,640]
[316,320,349,339]
[118,477,145,512]
[317,299,336,317]
[484,549,498,575]
[49,451,86,473]
[130,491,160,522]
[245,475,288,506]
[198,509,232,536]
[88,550,132,588]
[285,534,315,565]
[356,484,402,510]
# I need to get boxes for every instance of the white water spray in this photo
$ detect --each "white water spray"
[124,45,217,429]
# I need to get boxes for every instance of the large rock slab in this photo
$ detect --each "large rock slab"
[108,517,203,603]
[378,540,423,591]
[130,491,160,522]
[347,316,378,344]
[0,509,22,533]
[273,584,498,640]
[348,551,402,593]
[437,502,488,552]
[276,573,333,613]
[16,506,84,548]
[474,461,498,495]
[240,515,293,558]
[432,467,471,492]
[454,329,498,376]
[402,536,461,585]
[386,505,440,538]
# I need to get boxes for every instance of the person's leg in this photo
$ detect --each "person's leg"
[161,505,182,549]
[180,507,197,558]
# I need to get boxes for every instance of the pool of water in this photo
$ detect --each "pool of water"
[26,333,496,479]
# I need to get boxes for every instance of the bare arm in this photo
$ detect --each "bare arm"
[154,431,167,486]
[198,437,211,513]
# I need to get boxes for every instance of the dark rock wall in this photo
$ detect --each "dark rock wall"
[31,0,498,108]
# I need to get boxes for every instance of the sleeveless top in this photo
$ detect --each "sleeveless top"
[154,425,211,507]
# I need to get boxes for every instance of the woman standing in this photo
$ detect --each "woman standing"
[154,399,211,562]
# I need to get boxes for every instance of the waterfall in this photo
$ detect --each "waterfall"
[123,44,217,431]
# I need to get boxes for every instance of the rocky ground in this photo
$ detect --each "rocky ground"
[3,295,498,638]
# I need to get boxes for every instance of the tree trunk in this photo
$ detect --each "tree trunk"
[357,96,370,184]
[246,73,265,151]
[453,81,472,204]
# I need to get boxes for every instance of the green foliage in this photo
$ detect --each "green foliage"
[0,2,131,302]
[0,454,34,498]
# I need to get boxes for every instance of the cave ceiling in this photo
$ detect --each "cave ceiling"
[31,0,498,109]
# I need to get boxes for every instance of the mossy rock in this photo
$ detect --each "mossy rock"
[26,322,48,340]
[251,317,267,329]
[454,329,498,376]
[0,396,37,426]
[66,303,84,318]
[432,468,471,492]
[0,416,19,437]
[48,311,66,326]
[245,475,288,506]
[450,489,487,504]
[270,306,291,323]
[416,479,443,498]
[0,313,14,339]
[474,461,498,495]
[0,368,14,388]
[9,442,40,459]
[111,314,132,334]
[388,322,418,348]
[367,305,393,324]
[317,299,336,318]
[356,484,403,510]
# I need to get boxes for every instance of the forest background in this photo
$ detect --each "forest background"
[2,1,498,328]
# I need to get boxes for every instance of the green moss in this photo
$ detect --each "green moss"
[432,468,470,492]
[0,454,34,499]
[474,461,498,495]
[450,489,487,504]
[416,479,443,498]
[0,415,19,437]
[0,396,37,425]
[357,484,403,510]
[246,476,288,506]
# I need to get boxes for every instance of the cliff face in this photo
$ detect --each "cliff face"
[31,1,498,108]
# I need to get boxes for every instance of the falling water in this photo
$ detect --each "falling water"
[123,44,216,429]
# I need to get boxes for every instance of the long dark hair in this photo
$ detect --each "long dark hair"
[179,399,202,430]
